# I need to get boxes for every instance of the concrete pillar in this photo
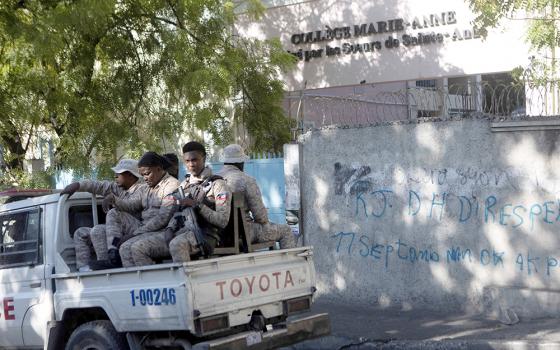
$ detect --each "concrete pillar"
[406,81,417,121]
[284,143,303,245]
[474,74,483,113]
[441,77,449,119]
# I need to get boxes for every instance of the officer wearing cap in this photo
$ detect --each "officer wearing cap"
[109,151,181,267]
[61,158,145,272]
[217,144,295,249]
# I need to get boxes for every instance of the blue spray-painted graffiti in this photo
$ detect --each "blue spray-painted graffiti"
[334,163,519,193]
[354,188,560,231]
[332,231,560,277]
[333,163,558,230]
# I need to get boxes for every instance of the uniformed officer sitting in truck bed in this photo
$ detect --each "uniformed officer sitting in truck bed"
[103,151,180,268]
[217,144,295,249]
[61,159,145,271]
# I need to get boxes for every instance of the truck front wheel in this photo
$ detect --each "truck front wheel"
[65,320,128,350]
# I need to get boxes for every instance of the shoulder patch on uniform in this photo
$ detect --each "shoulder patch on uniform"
[162,194,176,207]
[216,192,228,206]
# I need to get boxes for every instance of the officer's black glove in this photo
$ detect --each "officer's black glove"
[61,182,80,198]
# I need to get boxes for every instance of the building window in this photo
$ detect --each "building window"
[416,80,437,88]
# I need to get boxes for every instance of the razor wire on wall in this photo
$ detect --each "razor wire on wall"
[284,82,560,130]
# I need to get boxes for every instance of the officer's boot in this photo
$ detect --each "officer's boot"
[107,248,123,268]
[90,249,123,270]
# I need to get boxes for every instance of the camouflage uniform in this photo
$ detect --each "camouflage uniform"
[73,179,144,269]
[104,209,142,250]
[217,164,295,249]
[74,225,107,269]
[115,173,180,267]
[131,167,232,265]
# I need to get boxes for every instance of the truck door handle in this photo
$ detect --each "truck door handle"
[29,282,41,288]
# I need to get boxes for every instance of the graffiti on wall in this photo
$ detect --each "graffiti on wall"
[334,162,522,195]
[334,163,560,231]
[332,231,559,277]
[354,189,560,230]
[330,162,560,279]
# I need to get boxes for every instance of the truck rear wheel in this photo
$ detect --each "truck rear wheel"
[65,320,128,350]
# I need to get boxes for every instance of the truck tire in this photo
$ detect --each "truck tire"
[65,320,128,350]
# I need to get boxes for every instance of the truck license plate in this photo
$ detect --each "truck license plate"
[246,332,262,346]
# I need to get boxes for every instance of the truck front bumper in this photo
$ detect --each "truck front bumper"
[193,312,331,350]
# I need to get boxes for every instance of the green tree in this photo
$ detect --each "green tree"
[469,0,560,82]
[0,0,295,186]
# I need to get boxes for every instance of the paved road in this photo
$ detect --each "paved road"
[282,298,560,349]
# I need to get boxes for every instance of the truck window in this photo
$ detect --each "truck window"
[68,205,105,238]
[0,208,42,269]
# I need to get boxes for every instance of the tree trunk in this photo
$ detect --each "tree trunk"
[0,133,25,171]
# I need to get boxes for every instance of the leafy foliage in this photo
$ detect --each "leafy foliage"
[0,0,296,186]
[469,0,560,82]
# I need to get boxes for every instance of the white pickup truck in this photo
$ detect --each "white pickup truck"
[0,191,329,349]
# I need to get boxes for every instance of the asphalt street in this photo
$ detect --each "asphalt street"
[281,298,560,349]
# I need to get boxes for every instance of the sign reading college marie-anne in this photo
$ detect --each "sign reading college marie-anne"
[287,11,481,62]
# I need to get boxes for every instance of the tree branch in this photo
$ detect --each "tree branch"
[124,28,146,124]
[22,124,34,154]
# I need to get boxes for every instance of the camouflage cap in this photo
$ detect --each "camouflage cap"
[222,144,250,163]
[111,158,141,178]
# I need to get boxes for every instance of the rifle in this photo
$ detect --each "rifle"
[175,187,212,256]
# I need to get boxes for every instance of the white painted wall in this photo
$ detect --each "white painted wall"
[236,0,531,91]
[300,118,560,317]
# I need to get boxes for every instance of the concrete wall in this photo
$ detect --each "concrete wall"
[301,118,560,317]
